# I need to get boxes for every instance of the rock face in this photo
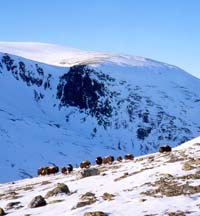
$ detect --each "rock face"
[45,183,70,198]
[57,66,112,121]
[28,195,46,208]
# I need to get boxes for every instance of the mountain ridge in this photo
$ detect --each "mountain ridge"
[0,42,184,70]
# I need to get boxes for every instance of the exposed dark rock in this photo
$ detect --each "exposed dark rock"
[137,127,152,140]
[0,208,5,216]
[45,183,70,198]
[6,201,21,210]
[83,212,108,216]
[57,65,113,126]
[79,168,100,178]
[76,192,97,208]
[28,195,46,208]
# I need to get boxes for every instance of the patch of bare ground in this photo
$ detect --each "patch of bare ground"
[114,167,154,182]
[0,191,22,200]
[166,153,185,163]
[182,158,200,171]
[98,164,122,173]
[144,214,158,216]
[40,181,52,186]
[48,199,64,204]
[166,210,193,216]
[141,174,200,197]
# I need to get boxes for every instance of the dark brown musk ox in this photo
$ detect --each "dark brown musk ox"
[159,145,172,153]
[80,160,91,168]
[61,166,67,174]
[103,155,114,164]
[51,165,59,174]
[37,165,59,176]
[37,167,44,176]
[117,156,123,162]
[96,156,103,165]
[67,164,73,173]
[124,154,134,160]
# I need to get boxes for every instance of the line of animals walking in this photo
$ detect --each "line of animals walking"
[37,144,172,176]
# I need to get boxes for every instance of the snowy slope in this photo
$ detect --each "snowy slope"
[0,42,200,183]
[0,42,175,67]
[0,137,200,216]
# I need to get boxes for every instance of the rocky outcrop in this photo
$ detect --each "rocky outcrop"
[76,192,97,208]
[45,183,70,198]
[28,195,46,208]
[78,168,100,178]
[57,65,113,127]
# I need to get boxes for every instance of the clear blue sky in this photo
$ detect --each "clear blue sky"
[0,0,200,78]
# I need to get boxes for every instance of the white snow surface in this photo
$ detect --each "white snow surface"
[0,137,200,216]
[0,42,177,68]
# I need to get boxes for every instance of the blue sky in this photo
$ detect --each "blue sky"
[0,0,200,78]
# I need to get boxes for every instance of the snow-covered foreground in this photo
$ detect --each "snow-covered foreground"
[0,137,200,216]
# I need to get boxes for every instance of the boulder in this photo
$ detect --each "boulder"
[80,168,100,178]
[76,192,96,208]
[28,195,46,208]
[0,208,5,216]
[45,183,70,198]
[102,192,115,201]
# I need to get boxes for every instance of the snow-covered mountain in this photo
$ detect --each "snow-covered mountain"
[0,42,200,183]
[0,137,200,216]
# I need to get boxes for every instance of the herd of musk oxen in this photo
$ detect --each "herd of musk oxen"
[37,145,172,176]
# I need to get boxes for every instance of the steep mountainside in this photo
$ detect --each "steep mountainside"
[0,42,200,183]
[0,137,200,216]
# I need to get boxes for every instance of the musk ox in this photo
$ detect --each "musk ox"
[61,166,67,174]
[103,155,114,164]
[159,145,172,153]
[37,167,44,176]
[117,156,122,162]
[37,165,59,176]
[96,156,103,165]
[80,160,91,169]
[124,154,134,160]
[67,164,73,173]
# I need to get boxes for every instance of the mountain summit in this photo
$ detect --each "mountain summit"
[0,42,199,183]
